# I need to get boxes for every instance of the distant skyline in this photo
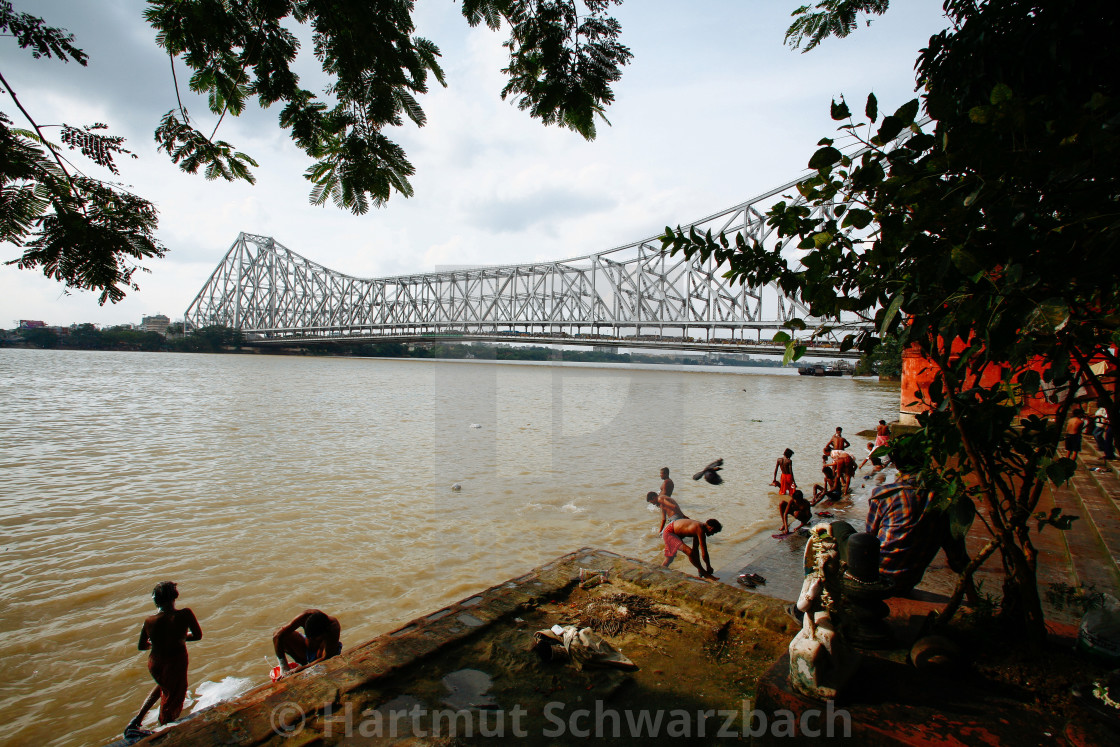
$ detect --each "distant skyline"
[1,1,951,328]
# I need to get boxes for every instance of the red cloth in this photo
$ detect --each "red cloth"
[779,473,795,495]
[148,648,189,724]
[662,525,686,558]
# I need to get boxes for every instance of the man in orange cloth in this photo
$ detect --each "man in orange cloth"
[771,448,797,495]
[125,581,202,738]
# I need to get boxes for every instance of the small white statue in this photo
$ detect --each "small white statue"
[788,526,860,699]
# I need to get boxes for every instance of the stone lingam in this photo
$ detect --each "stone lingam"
[836,531,896,650]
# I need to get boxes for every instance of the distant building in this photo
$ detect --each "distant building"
[19,320,46,329]
[141,314,171,335]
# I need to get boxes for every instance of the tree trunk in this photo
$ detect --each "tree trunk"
[997,537,1047,644]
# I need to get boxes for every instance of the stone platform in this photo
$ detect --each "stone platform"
[137,549,799,746]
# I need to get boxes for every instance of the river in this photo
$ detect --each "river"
[0,348,897,746]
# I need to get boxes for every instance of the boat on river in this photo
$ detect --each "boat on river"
[798,364,849,376]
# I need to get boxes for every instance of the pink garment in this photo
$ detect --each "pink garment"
[662,524,686,558]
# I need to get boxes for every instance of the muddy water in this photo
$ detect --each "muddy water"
[0,348,897,746]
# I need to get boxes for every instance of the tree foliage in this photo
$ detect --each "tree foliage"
[663,0,1119,641]
[3,0,630,301]
[0,2,165,304]
[144,0,631,214]
[785,1,890,52]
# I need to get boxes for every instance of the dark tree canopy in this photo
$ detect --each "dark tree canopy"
[144,0,631,214]
[2,0,630,302]
[1,1,165,304]
[785,1,891,51]
[664,0,1120,640]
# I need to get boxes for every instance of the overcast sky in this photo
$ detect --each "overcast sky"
[0,1,951,328]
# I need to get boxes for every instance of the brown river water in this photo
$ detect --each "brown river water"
[0,348,898,746]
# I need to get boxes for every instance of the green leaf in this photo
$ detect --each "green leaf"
[830,98,850,121]
[1045,459,1076,485]
[948,497,976,541]
[1018,369,1041,396]
[841,208,873,229]
[928,376,944,403]
[865,93,878,122]
[1028,299,1070,332]
[773,331,792,343]
[876,115,903,143]
[892,99,919,125]
[990,83,1013,105]
[808,146,843,170]
[950,247,981,275]
[879,294,904,336]
[962,185,982,207]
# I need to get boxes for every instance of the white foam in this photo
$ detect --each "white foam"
[561,502,586,514]
[190,676,255,713]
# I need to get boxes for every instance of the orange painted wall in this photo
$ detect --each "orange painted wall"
[897,342,1107,424]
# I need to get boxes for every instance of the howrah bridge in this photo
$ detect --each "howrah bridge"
[183,170,873,359]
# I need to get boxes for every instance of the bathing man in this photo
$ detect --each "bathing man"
[779,489,813,533]
[658,467,675,497]
[661,518,723,579]
[126,581,202,736]
[827,427,851,453]
[772,448,796,495]
[647,491,688,533]
[273,609,342,679]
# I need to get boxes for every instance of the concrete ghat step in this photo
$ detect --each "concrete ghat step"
[1064,462,1120,594]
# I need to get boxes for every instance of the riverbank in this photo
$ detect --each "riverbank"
[136,549,799,745]
[127,439,1120,745]
[721,441,1120,626]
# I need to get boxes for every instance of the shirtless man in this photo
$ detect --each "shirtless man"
[273,609,343,679]
[661,517,723,579]
[859,441,885,471]
[1065,409,1086,463]
[771,448,796,495]
[827,448,856,494]
[875,420,891,447]
[827,427,851,453]
[658,467,675,498]
[812,482,843,504]
[647,491,687,533]
[125,581,202,737]
[779,489,812,533]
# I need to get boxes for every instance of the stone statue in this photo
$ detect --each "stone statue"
[788,524,861,699]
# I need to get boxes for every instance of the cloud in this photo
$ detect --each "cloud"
[0,0,952,327]
[464,187,616,234]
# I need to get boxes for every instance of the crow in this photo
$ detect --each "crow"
[693,458,724,485]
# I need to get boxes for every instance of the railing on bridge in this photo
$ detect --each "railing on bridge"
[184,157,877,353]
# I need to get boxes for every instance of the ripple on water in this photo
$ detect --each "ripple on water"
[0,349,900,746]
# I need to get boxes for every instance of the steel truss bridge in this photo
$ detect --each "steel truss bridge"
[184,175,872,359]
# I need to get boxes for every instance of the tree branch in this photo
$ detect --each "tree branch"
[934,537,1000,631]
[0,68,81,205]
